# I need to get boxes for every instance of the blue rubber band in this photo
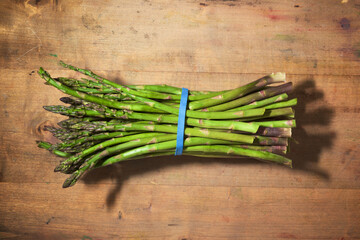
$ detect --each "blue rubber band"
[175,88,189,156]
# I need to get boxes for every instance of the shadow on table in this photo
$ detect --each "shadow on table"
[82,155,261,209]
[82,78,335,209]
[288,79,336,178]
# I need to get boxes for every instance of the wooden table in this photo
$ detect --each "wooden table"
[1,0,359,239]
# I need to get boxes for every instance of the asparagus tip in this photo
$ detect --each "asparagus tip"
[54,165,63,172]
[62,174,76,188]
[62,171,82,188]
[59,97,73,104]
[38,67,45,75]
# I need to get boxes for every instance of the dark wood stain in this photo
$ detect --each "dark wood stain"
[277,232,297,239]
[345,149,352,156]
[168,223,179,226]
[46,217,54,225]
[340,18,350,30]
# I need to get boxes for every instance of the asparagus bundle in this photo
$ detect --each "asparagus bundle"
[37,61,297,188]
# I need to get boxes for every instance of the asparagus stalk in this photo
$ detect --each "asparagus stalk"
[240,107,294,122]
[188,73,286,110]
[122,91,268,119]
[59,61,234,101]
[38,68,167,113]
[256,127,292,138]
[252,120,296,128]
[63,137,291,188]
[126,84,228,97]
[226,93,288,111]
[37,141,71,158]
[41,69,269,120]
[54,131,140,150]
[255,136,288,146]
[36,62,297,189]
[44,102,267,123]
[45,104,261,133]
[55,132,170,173]
[203,82,292,112]
[264,98,298,110]
[80,122,255,143]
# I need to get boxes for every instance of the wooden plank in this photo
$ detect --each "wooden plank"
[1,183,360,240]
[0,0,360,75]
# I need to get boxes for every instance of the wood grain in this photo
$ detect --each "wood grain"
[1,183,360,240]
[0,0,359,239]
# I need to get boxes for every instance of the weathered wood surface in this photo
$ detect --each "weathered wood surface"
[0,0,359,239]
